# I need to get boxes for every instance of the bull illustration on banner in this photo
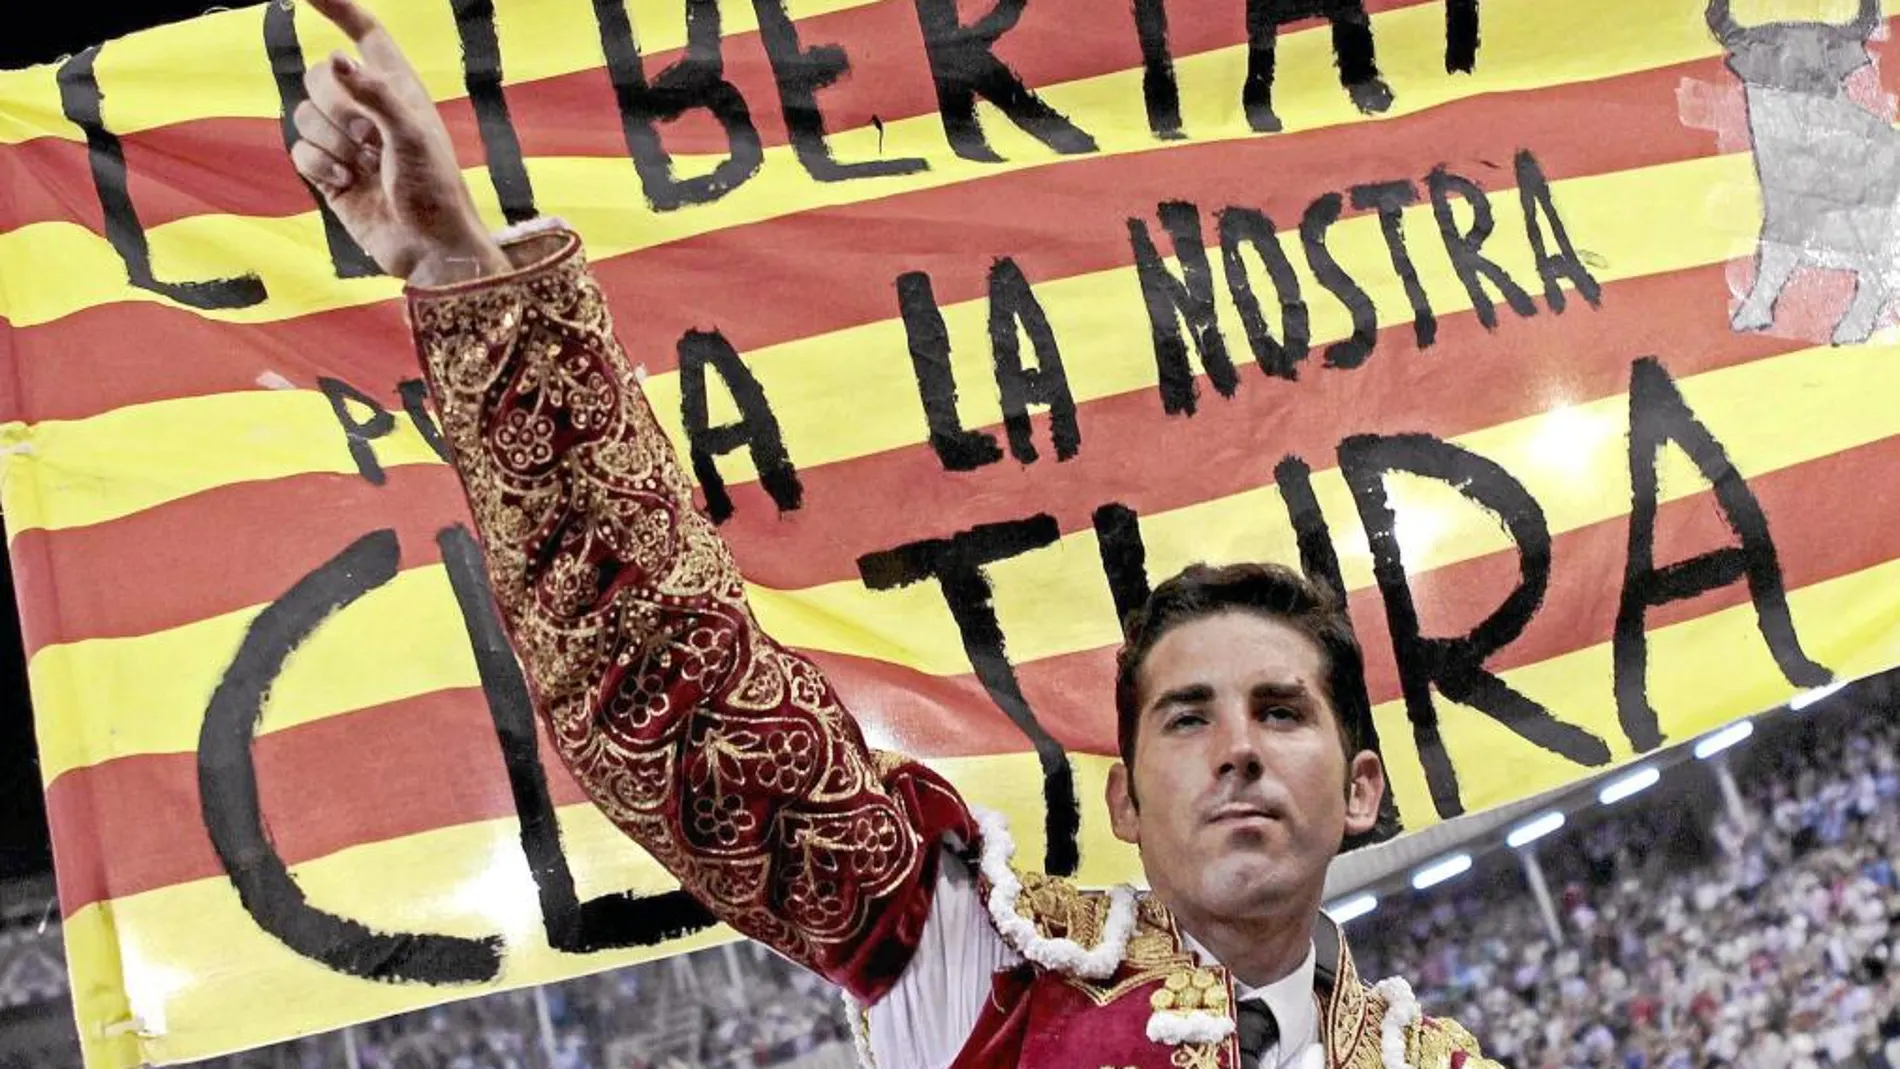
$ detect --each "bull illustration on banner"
[1709,0,1900,343]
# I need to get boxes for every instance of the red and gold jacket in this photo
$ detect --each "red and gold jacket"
[406,226,1500,1069]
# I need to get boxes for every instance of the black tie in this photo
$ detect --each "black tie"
[1236,1001,1280,1069]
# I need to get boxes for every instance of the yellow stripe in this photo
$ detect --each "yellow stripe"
[0,0,1743,327]
[0,390,441,536]
[0,0,886,145]
[28,338,1900,782]
[30,565,479,785]
[59,547,1900,1069]
[0,149,1763,535]
[61,750,1133,1069]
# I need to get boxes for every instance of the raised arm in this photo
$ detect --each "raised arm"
[290,0,974,999]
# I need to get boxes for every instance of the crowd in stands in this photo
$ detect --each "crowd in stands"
[168,944,857,1069]
[1355,689,1900,1069]
[8,685,1900,1068]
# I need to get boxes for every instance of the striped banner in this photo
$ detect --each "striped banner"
[5,0,1899,1064]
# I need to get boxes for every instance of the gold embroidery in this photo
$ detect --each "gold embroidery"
[1011,869,1109,944]
[1324,928,1382,1069]
[409,235,964,979]
[1404,1016,1504,1069]
[1170,1044,1223,1069]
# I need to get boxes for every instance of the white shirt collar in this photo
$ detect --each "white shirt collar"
[1180,933,1321,1067]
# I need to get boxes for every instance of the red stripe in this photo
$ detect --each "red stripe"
[44,431,1899,914]
[3,50,1731,425]
[44,687,588,919]
[0,0,1442,236]
[8,262,1826,655]
[10,466,472,656]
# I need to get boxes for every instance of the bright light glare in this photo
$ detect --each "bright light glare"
[1693,720,1754,760]
[1598,766,1661,806]
[1411,854,1473,891]
[1506,811,1565,849]
[1526,402,1619,476]
[1326,893,1378,924]
[1791,681,1846,711]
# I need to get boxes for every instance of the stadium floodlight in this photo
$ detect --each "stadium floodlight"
[1505,811,1566,849]
[1597,765,1660,806]
[1326,893,1378,924]
[1693,720,1754,760]
[1790,681,1846,711]
[1410,854,1472,891]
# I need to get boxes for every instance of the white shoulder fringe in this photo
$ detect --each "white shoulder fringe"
[1374,976,1421,1069]
[973,807,1139,979]
[1143,1008,1236,1046]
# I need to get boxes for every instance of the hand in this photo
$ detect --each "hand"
[291,0,510,285]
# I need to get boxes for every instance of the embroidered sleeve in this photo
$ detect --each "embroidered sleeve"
[405,228,976,1001]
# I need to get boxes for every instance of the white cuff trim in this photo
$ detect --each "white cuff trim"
[493,215,570,244]
[972,807,1138,980]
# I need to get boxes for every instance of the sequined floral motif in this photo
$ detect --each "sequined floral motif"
[408,230,973,996]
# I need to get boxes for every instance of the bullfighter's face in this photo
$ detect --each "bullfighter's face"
[1105,611,1384,939]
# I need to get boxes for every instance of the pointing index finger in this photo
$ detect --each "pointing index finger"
[304,0,423,86]
[305,0,381,42]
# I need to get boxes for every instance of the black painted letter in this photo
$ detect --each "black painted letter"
[1129,201,1238,414]
[199,530,502,983]
[912,0,1098,161]
[1516,149,1601,314]
[897,271,1006,472]
[858,516,1080,874]
[1301,192,1379,370]
[1428,166,1536,330]
[1614,357,1829,752]
[453,0,538,223]
[1217,206,1309,381]
[678,330,803,523]
[59,47,267,309]
[593,0,763,211]
[753,0,928,181]
[1447,0,1480,73]
[988,258,1079,463]
[1091,503,1151,627]
[1274,453,1403,846]
[319,377,397,486]
[398,378,450,462]
[1133,0,1185,141]
[1351,179,1435,349]
[1339,433,1612,818]
[1244,0,1393,133]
